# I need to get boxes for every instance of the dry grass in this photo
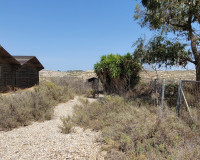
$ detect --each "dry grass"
[61,95,200,160]
[0,76,91,131]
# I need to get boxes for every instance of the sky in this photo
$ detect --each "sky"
[0,0,195,71]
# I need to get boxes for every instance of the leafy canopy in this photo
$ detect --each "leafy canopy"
[94,53,141,94]
[133,36,193,68]
[135,0,200,33]
[134,0,200,80]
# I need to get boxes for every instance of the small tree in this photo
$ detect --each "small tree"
[94,53,141,94]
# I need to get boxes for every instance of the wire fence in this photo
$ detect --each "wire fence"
[152,78,200,126]
[153,79,178,108]
[176,80,200,125]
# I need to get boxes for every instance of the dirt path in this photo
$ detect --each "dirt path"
[0,96,102,160]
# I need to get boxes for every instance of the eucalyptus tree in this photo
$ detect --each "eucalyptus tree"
[134,0,200,80]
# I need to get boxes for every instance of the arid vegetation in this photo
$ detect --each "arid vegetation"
[0,76,90,131]
[1,69,199,159]
[59,68,200,159]
[61,95,200,159]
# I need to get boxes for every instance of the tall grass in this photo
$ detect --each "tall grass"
[61,96,200,159]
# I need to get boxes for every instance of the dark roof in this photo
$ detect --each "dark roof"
[13,56,44,71]
[0,45,21,65]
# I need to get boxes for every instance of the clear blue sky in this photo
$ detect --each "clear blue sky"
[0,0,194,71]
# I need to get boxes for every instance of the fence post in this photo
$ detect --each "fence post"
[154,79,158,107]
[161,79,165,109]
[176,80,182,117]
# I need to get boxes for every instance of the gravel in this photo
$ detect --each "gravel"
[0,97,103,160]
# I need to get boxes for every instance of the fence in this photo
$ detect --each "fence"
[153,79,178,109]
[176,80,200,124]
[153,79,200,124]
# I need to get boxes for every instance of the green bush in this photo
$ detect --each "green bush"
[94,53,141,94]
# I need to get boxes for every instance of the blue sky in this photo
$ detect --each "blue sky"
[0,0,194,71]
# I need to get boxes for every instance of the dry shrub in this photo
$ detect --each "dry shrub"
[0,80,74,131]
[59,116,73,134]
[123,81,179,108]
[62,95,200,159]
[47,76,91,95]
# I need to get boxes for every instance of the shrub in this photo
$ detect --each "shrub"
[94,53,141,94]
[0,80,75,131]
[61,96,200,159]
[59,116,73,134]
[47,76,90,95]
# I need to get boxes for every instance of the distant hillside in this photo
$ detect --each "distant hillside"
[140,70,195,82]
[40,70,196,83]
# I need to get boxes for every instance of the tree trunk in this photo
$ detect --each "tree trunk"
[188,28,200,81]
[196,64,200,81]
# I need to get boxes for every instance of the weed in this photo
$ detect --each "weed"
[59,116,73,134]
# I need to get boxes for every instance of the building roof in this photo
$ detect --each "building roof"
[13,56,44,71]
[0,45,21,65]
[0,45,44,70]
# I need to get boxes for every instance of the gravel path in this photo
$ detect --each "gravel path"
[0,97,102,160]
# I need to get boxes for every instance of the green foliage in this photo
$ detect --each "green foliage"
[133,36,193,68]
[94,53,141,94]
[134,0,200,32]
[134,0,200,80]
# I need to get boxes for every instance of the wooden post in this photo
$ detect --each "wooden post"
[176,80,182,117]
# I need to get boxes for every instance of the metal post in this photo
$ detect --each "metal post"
[181,88,193,120]
[176,80,182,117]
[154,79,158,107]
[161,79,165,109]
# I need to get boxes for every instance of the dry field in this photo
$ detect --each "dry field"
[40,70,196,83]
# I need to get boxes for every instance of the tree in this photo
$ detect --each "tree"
[134,0,200,80]
[94,53,141,94]
[133,35,193,68]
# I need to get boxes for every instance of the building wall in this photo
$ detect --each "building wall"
[16,64,39,88]
[0,63,16,91]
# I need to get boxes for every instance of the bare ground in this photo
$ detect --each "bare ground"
[0,97,102,160]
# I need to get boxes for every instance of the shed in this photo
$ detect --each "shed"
[0,46,20,91]
[13,56,44,88]
[86,77,99,97]
[0,45,44,92]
